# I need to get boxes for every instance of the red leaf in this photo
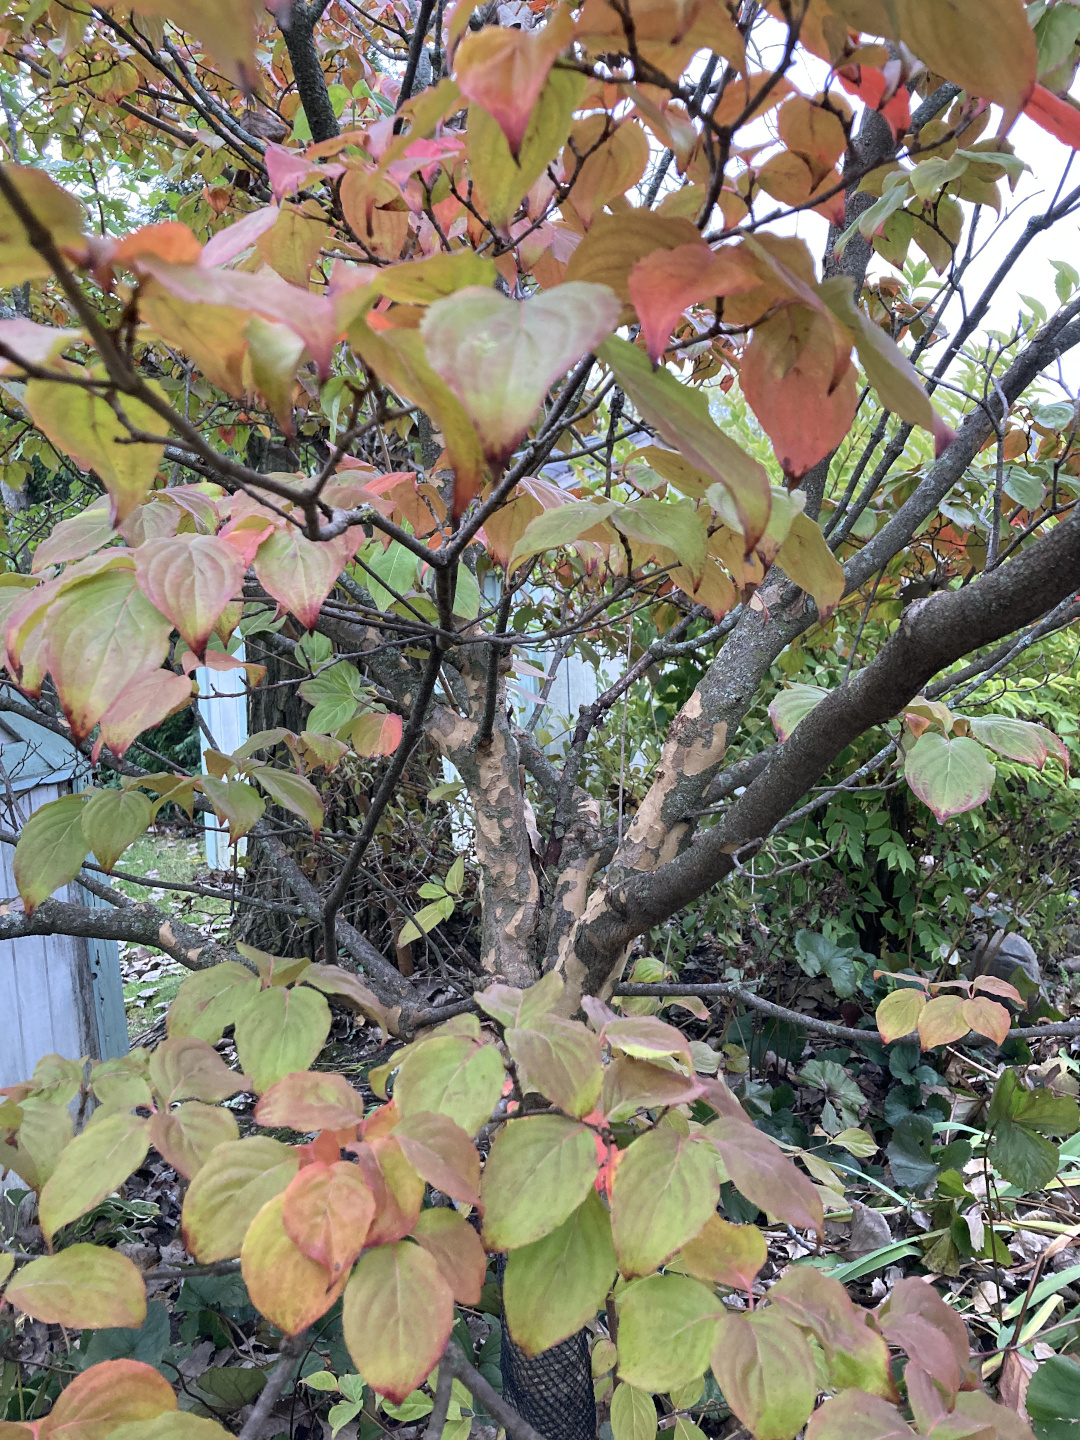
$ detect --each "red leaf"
[740,308,858,479]
[1025,83,1080,148]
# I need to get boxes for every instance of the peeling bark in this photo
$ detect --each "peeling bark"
[429,650,540,987]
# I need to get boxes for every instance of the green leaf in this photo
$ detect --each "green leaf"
[480,1114,599,1250]
[990,1117,1061,1191]
[25,377,169,524]
[1027,1353,1080,1440]
[886,1113,939,1192]
[181,1136,299,1263]
[505,1015,604,1118]
[249,766,325,834]
[167,961,260,1044]
[610,1128,719,1278]
[13,792,89,913]
[5,1244,146,1329]
[420,283,620,466]
[710,1309,818,1440]
[793,931,860,999]
[503,1192,617,1355]
[81,787,153,873]
[615,1273,720,1393]
[199,777,265,843]
[774,513,846,619]
[820,277,954,456]
[610,1386,658,1440]
[599,335,771,550]
[612,499,707,585]
[233,984,332,1093]
[394,1034,505,1137]
[466,70,583,231]
[904,732,997,822]
[510,499,617,564]
[39,1110,151,1243]
[805,1391,914,1440]
[768,684,830,743]
[708,1118,823,1234]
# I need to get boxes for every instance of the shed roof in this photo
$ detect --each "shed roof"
[0,697,81,794]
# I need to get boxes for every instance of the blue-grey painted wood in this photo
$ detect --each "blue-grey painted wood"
[0,709,127,1089]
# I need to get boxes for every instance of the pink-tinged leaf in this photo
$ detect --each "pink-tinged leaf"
[95,669,194,760]
[134,534,245,657]
[148,1101,239,1180]
[281,1161,376,1281]
[31,497,115,573]
[454,8,573,157]
[201,205,281,266]
[627,243,759,364]
[970,715,1068,771]
[806,1391,915,1440]
[675,1214,767,1293]
[971,974,1022,1004]
[136,257,339,376]
[1026,83,1080,147]
[711,1309,818,1440]
[255,1071,366,1132]
[708,1117,823,1235]
[263,143,345,202]
[45,569,172,741]
[342,1241,454,1403]
[420,283,620,465]
[219,513,277,566]
[242,1192,350,1334]
[904,733,997,823]
[413,1206,487,1306]
[392,1110,481,1206]
[106,221,202,272]
[254,526,360,631]
[740,309,859,479]
[875,987,927,1045]
[961,996,1011,1047]
[768,683,829,741]
[350,710,403,757]
[0,318,80,376]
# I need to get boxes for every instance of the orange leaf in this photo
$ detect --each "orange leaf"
[712,73,794,128]
[37,1359,175,1440]
[961,996,1011,1047]
[241,1192,350,1333]
[1025,83,1080,149]
[627,243,758,364]
[917,994,970,1050]
[281,1161,376,1282]
[454,9,573,158]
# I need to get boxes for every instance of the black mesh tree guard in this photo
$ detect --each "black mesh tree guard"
[496,1257,596,1440]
